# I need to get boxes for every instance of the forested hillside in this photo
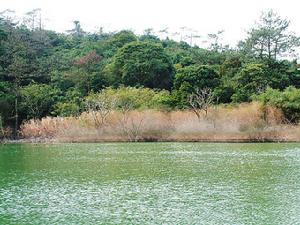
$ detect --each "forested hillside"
[1,9,300,137]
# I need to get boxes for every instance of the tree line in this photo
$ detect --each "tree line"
[1,9,300,137]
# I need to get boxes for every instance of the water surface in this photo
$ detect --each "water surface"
[1,143,300,224]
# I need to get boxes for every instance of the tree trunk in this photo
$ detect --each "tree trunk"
[0,115,4,137]
[14,96,19,139]
[268,37,272,60]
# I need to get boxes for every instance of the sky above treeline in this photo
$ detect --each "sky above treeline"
[1,0,300,47]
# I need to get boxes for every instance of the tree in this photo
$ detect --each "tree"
[188,87,215,120]
[0,24,7,57]
[109,41,173,89]
[0,81,14,128]
[240,10,300,60]
[68,21,85,39]
[85,91,116,128]
[72,50,103,93]
[172,65,219,107]
[174,65,220,91]
[6,56,29,137]
[53,87,84,116]
[102,30,137,56]
[231,63,269,102]
[23,8,42,31]
[140,28,159,42]
[207,30,228,52]
[20,84,58,119]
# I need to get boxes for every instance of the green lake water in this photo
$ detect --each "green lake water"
[0,143,300,224]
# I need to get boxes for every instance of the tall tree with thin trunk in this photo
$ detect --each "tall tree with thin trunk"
[239,10,300,60]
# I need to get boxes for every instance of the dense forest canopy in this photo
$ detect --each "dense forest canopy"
[1,9,300,136]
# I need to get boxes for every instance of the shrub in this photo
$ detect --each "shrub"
[20,84,59,119]
[255,86,300,123]
[86,87,172,111]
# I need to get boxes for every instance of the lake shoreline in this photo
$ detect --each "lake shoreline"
[2,137,300,144]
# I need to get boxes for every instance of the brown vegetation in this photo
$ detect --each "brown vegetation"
[19,102,300,142]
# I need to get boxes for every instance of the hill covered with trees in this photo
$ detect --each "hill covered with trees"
[1,9,300,139]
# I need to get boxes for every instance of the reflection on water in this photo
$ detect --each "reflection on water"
[0,143,300,224]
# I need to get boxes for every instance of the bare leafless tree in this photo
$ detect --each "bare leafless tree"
[85,92,116,128]
[115,97,145,141]
[119,112,145,142]
[188,87,215,120]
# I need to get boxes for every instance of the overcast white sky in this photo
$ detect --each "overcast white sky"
[1,0,300,47]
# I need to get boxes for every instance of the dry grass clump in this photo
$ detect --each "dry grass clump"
[168,102,283,136]
[56,110,174,142]
[118,110,174,141]
[20,117,70,138]
[19,102,300,142]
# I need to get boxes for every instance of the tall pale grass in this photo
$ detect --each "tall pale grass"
[20,102,300,142]
[20,117,70,138]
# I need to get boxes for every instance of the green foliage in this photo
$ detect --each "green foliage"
[99,30,137,57]
[214,84,235,103]
[20,84,59,119]
[108,41,173,89]
[53,88,83,116]
[239,10,300,60]
[174,65,220,90]
[286,62,300,88]
[255,86,300,122]
[170,82,192,108]
[231,63,268,102]
[0,26,7,57]
[0,28,6,41]
[0,81,14,126]
[107,30,137,49]
[86,87,172,111]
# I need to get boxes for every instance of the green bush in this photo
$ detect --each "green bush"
[20,84,59,119]
[53,88,84,116]
[85,87,172,111]
[255,86,300,123]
